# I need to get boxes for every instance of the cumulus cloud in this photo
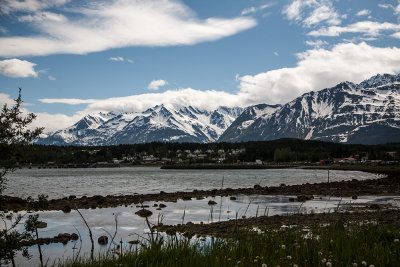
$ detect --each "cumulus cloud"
[0,92,80,132]
[147,79,168,90]
[308,21,400,37]
[238,42,400,104]
[48,75,56,80]
[23,42,400,132]
[0,0,256,57]
[356,9,370,17]
[283,0,341,27]
[0,59,38,78]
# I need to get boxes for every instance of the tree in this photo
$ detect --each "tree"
[0,89,43,266]
[0,88,43,195]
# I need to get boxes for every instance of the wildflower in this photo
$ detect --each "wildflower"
[287,255,292,260]
[369,265,375,267]
[237,261,241,264]
[330,239,334,243]
[262,264,267,267]
[326,262,332,267]
[319,251,323,256]
[352,264,357,267]
[281,244,286,249]
[293,265,298,267]
[254,259,258,263]
[227,258,231,261]
[361,261,367,266]
[395,239,399,243]
[322,258,327,263]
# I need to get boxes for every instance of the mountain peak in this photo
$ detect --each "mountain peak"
[359,73,400,89]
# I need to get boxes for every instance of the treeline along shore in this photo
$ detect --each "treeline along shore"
[4,138,399,166]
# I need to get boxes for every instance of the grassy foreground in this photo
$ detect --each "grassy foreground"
[62,219,400,267]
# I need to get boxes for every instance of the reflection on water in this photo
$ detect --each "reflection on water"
[7,194,399,266]
[5,167,380,199]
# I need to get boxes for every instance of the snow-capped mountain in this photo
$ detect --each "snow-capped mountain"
[38,105,243,145]
[218,104,281,142]
[219,74,400,145]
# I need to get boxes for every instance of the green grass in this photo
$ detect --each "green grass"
[61,219,400,267]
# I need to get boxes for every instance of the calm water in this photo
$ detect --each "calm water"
[8,194,399,266]
[5,167,380,199]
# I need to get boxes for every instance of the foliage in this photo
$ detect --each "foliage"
[0,89,43,266]
[0,88,43,195]
[0,214,32,266]
[63,221,400,266]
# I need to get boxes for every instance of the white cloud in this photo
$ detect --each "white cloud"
[283,0,341,28]
[22,43,400,132]
[238,42,400,104]
[0,93,15,107]
[39,98,98,105]
[109,56,124,62]
[241,3,275,16]
[356,9,371,17]
[0,0,69,14]
[0,59,38,78]
[0,0,257,57]
[126,59,134,63]
[378,4,391,9]
[147,79,168,90]
[391,32,400,39]
[308,21,400,37]
[18,11,67,23]
[305,39,328,48]
[303,4,341,27]
[0,92,81,132]
[48,75,56,80]
[274,52,279,56]
[378,2,400,15]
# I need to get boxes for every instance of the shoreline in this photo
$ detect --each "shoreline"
[2,165,399,212]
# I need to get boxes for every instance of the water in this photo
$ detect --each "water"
[5,167,379,199]
[6,194,400,266]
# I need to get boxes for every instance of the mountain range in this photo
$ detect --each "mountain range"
[38,73,400,145]
[38,105,243,145]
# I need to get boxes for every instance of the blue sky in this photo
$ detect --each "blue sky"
[1,0,400,131]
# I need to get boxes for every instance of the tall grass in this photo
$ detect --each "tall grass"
[63,219,400,266]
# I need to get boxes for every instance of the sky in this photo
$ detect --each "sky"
[1,0,400,132]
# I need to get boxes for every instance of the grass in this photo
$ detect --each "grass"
[61,218,400,267]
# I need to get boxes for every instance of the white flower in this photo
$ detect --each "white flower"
[281,244,286,249]
[262,264,267,267]
[395,239,399,243]
[293,265,298,267]
[287,255,292,260]
[369,265,375,267]
[326,262,332,267]
[361,261,367,266]
[322,258,327,263]
[352,263,358,267]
